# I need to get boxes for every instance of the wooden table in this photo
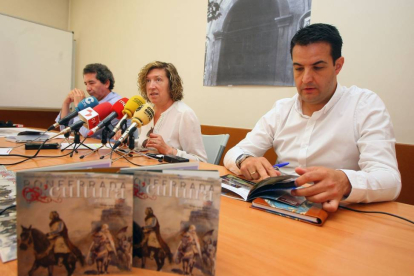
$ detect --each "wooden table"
[1,137,414,275]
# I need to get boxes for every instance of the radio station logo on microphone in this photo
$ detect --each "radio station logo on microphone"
[84,109,93,117]
[133,97,145,106]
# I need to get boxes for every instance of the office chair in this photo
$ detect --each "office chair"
[202,134,230,165]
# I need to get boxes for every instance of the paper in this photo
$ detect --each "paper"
[0,148,12,155]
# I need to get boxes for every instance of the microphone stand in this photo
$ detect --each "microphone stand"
[59,123,72,151]
[112,127,160,164]
[79,124,112,159]
[111,127,138,163]
[62,126,94,157]
[99,120,130,161]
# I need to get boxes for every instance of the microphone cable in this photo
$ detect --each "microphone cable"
[0,139,48,165]
[339,205,414,225]
[0,138,73,166]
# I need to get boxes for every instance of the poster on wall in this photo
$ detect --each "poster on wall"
[203,0,312,87]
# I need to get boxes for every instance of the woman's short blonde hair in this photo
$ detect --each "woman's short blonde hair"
[137,61,184,102]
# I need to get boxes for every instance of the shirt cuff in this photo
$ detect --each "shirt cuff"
[339,169,363,203]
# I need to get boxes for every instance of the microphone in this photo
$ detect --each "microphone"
[47,96,99,131]
[112,103,154,150]
[48,120,85,140]
[109,95,146,138]
[87,98,128,136]
[78,102,113,130]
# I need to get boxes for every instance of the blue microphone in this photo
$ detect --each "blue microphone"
[47,96,99,131]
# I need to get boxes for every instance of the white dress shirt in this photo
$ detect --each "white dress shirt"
[224,84,401,203]
[136,101,207,162]
[56,91,122,139]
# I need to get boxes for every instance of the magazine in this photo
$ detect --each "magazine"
[220,174,306,206]
[16,171,133,275]
[133,171,221,276]
[251,198,329,226]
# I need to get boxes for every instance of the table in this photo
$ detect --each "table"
[1,137,414,275]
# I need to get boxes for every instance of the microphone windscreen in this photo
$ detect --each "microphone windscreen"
[112,98,129,119]
[123,95,146,118]
[76,96,99,111]
[131,103,154,127]
[93,102,113,120]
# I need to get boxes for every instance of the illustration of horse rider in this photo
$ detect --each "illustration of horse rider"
[141,207,172,261]
[87,224,117,264]
[174,225,202,275]
[47,211,84,266]
[187,225,202,257]
[100,224,117,256]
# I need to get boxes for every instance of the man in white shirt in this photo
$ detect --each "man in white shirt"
[224,24,401,212]
[56,63,122,138]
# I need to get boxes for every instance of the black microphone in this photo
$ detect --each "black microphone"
[48,120,84,140]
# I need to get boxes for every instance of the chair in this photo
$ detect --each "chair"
[202,134,230,165]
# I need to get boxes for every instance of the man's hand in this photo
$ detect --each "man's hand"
[291,167,352,212]
[239,157,280,181]
[63,88,85,105]
[70,88,86,106]
[61,88,87,119]
[146,133,175,155]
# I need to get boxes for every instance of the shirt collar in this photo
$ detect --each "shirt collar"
[160,101,178,117]
[99,91,116,103]
[294,83,343,117]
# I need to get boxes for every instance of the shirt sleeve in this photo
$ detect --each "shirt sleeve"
[224,105,278,174]
[176,109,208,163]
[341,93,401,203]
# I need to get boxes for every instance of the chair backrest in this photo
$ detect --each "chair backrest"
[202,134,230,165]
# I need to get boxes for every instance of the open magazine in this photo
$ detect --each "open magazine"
[220,174,306,207]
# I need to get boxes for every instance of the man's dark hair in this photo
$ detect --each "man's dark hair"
[290,23,343,64]
[83,63,115,90]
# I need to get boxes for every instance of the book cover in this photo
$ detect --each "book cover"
[251,198,329,226]
[16,172,134,275]
[133,171,221,276]
[220,174,304,204]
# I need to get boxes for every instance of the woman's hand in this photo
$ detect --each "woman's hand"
[146,133,176,155]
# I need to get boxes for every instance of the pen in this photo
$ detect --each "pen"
[273,162,289,170]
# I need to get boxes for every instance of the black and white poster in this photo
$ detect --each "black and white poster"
[204,0,312,87]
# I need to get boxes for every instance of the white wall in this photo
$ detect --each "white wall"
[311,0,414,144]
[68,0,297,132]
[0,0,69,30]
[68,0,414,144]
[2,0,413,144]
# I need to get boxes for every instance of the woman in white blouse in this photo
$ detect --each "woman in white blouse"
[136,61,207,162]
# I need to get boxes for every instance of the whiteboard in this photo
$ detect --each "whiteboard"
[0,13,73,110]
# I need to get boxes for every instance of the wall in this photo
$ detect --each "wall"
[68,0,414,145]
[0,0,413,204]
[0,0,69,30]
